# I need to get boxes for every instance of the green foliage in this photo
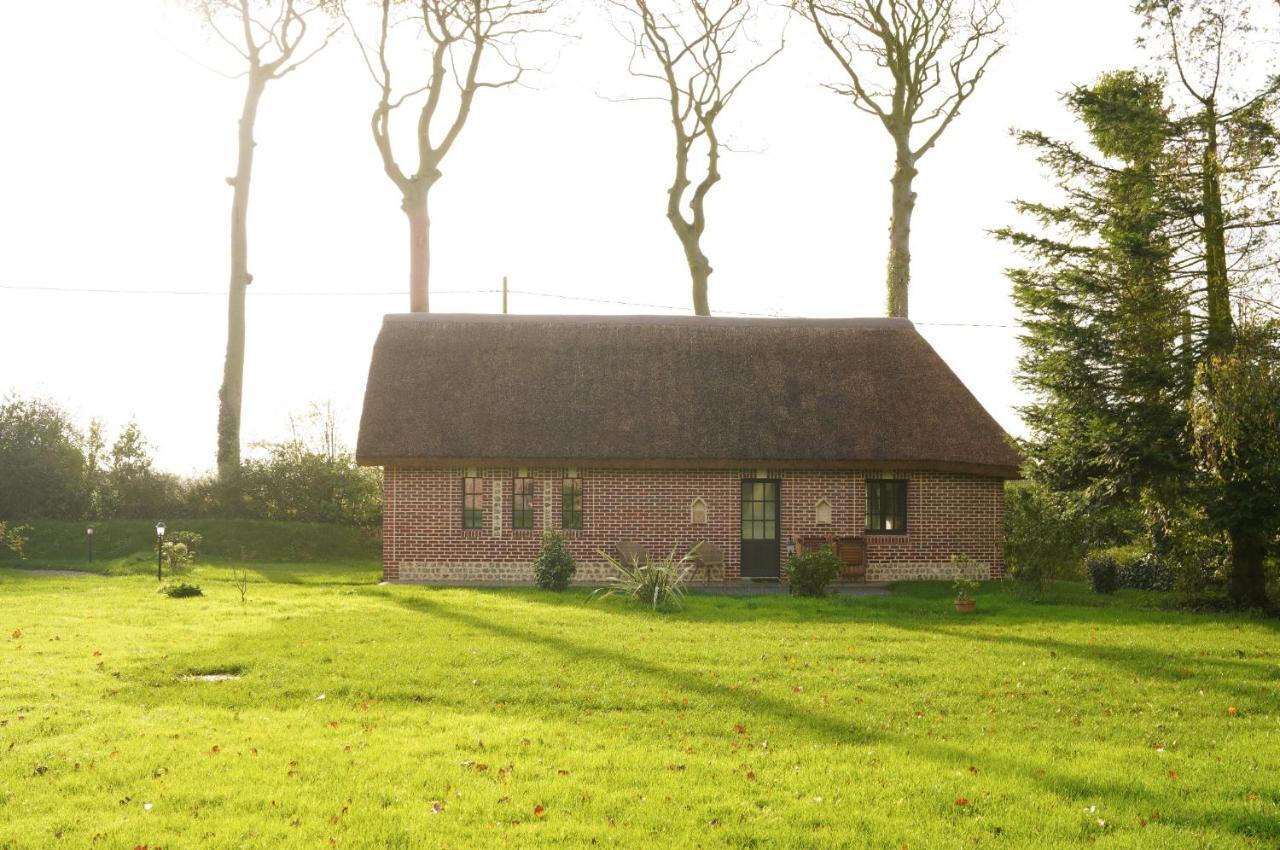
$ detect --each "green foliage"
[1003,481,1141,593]
[235,406,382,528]
[0,519,378,571]
[950,554,982,601]
[0,397,91,519]
[0,521,28,557]
[999,71,1191,504]
[160,541,196,576]
[1003,482,1089,590]
[1119,553,1175,592]
[783,547,843,597]
[531,531,576,590]
[1086,553,1120,594]
[591,548,694,611]
[170,530,204,560]
[1190,325,1280,607]
[102,420,179,520]
[0,397,382,529]
[160,581,203,598]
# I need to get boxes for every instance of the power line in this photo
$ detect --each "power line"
[0,281,1023,328]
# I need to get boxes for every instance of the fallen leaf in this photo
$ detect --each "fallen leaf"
[93,651,102,657]
[1168,771,1179,780]
[534,805,546,818]
[1228,706,1238,716]
[955,798,970,807]
[10,629,21,639]
[430,800,445,814]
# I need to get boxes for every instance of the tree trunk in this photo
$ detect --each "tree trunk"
[886,149,918,319]
[674,227,712,317]
[1201,107,1232,355]
[403,185,431,313]
[1228,521,1269,609]
[216,71,268,496]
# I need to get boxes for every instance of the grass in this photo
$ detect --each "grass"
[1,566,1278,849]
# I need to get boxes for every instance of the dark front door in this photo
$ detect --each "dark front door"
[740,479,780,578]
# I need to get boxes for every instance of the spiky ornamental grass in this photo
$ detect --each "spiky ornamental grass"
[1,563,1278,848]
[591,548,696,610]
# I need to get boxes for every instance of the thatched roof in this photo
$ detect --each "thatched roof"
[357,314,1021,478]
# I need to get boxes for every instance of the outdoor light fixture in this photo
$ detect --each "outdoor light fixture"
[155,521,166,582]
[86,525,94,563]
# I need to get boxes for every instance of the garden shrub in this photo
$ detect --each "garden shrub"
[161,581,203,598]
[592,548,694,611]
[1117,552,1175,591]
[170,531,203,561]
[532,531,576,590]
[784,547,843,597]
[159,541,196,576]
[1086,553,1119,594]
[1003,482,1139,592]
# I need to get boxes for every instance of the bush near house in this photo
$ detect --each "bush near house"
[531,532,576,590]
[783,547,843,597]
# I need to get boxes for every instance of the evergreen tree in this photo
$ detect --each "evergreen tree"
[998,72,1191,504]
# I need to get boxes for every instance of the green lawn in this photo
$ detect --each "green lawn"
[1,565,1277,849]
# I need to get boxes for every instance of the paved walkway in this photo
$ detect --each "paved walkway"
[388,580,892,596]
[6,568,95,577]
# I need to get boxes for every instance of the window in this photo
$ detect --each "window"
[513,475,535,529]
[562,472,583,530]
[815,498,833,525]
[462,474,484,529]
[690,497,708,525]
[866,479,907,533]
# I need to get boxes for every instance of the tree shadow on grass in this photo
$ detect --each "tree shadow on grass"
[100,584,1276,844]
[379,590,1277,839]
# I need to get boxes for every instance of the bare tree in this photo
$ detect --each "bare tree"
[192,0,339,494]
[345,0,556,313]
[608,0,783,315]
[800,0,1004,318]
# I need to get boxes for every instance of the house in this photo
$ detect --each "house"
[356,314,1021,584]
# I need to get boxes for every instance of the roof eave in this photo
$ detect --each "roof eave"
[356,454,1022,480]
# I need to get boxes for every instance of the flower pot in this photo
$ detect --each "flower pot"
[954,598,976,614]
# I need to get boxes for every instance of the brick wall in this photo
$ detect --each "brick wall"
[381,467,1005,583]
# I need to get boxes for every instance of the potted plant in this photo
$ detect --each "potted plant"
[953,576,979,613]
[951,553,979,613]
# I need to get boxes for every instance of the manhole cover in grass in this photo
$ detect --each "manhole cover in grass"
[181,666,244,682]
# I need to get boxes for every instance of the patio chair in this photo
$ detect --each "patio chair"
[688,540,725,584]
[615,540,649,568]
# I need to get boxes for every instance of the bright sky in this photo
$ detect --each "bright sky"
[1,0,1156,472]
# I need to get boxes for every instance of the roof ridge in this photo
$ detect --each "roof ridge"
[382,313,915,328]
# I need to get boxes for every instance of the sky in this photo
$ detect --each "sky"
[0,0,1157,473]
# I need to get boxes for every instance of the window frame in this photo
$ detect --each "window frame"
[512,475,536,530]
[865,478,908,534]
[561,475,583,530]
[462,475,484,529]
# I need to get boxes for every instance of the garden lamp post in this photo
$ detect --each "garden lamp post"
[156,521,166,582]
[86,525,94,562]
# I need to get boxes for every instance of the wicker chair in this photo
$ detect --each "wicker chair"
[688,540,725,584]
[615,540,649,568]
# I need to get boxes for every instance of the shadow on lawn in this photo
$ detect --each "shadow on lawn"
[379,590,1275,840]
[105,583,1276,843]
